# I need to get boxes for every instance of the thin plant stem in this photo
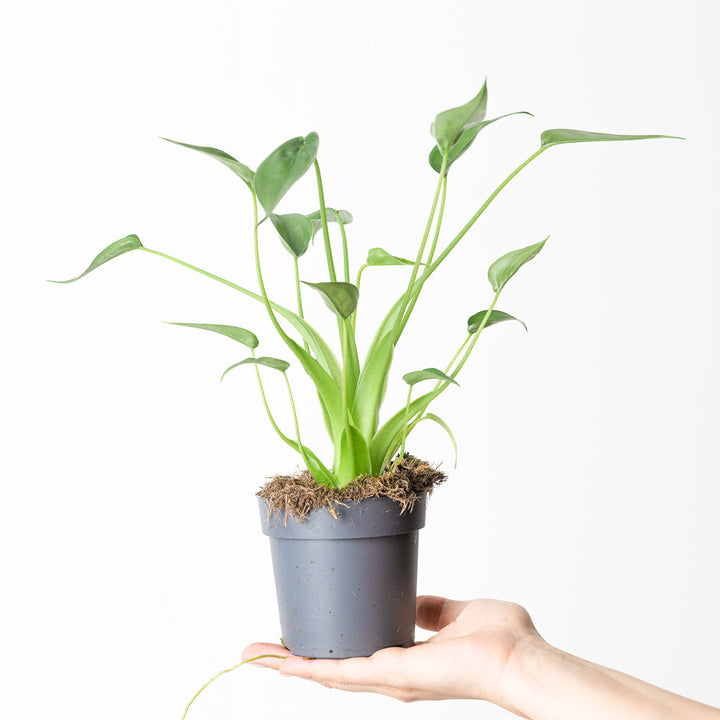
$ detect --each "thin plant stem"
[352,263,369,332]
[293,256,309,353]
[140,247,323,349]
[181,654,287,720]
[424,173,448,268]
[314,160,337,282]
[338,216,350,283]
[142,247,253,296]
[252,194,297,347]
[448,291,502,380]
[251,192,342,459]
[400,173,448,332]
[315,160,345,346]
[394,385,413,471]
[393,152,449,343]
[436,333,472,394]
[339,318,356,478]
[294,257,304,318]
[355,263,368,291]
[384,292,502,468]
[394,147,546,341]
[249,349,294,450]
[429,148,547,280]
[284,370,309,468]
[444,334,471,375]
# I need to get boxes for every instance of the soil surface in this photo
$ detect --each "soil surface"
[257,454,446,521]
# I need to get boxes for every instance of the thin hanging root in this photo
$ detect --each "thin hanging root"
[181,654,288,719]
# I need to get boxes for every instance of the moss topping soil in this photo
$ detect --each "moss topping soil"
[257,455,446,521]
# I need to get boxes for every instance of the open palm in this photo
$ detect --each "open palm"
[243,595,541,711]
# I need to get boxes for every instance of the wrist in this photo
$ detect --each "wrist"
[497,633,557,716]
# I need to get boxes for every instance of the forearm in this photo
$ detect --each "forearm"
[507,637,720,720]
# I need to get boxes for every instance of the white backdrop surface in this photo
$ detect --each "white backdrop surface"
[1,1,719,718]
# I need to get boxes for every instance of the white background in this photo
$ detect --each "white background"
[2,0,719,718]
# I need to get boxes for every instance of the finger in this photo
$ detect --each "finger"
[415,595,469,631]
[242,642,292,669]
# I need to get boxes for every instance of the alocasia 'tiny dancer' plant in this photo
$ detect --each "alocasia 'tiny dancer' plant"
[52,82,679,488]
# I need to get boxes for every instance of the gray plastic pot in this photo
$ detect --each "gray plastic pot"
[258,493,427,659]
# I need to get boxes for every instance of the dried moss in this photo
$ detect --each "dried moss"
[257,454,446,521]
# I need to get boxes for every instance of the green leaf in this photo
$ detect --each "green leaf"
[353,293,406,443]
[303,451,338,488]
[255,132,319,214]
[429,111,533,174]
[49,235,143,283]
[269,213,313,258]
[467,309,527,334]
[284,335,344,449]
[362,292,405,362]
[146,250,343,389]
[336,424,372,487]
[303,281,359,319]
[366,248,416,266]
[164,322,259,349]
[488,238,548,293]
[221,356,290,379]
[369,390,438,474]
[306,208,353,224]
[306,208,353,238]
[160,138,255,188]
[353,328,395,440]
[431,81,488,154]
[340,317,360,410]
[420,413,458,468]
[403,368,458,387]
[540,128,682,149]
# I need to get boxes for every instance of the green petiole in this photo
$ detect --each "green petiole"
[394,151,449,344]
[55,86,677,489]
[396,147,547,340]
[314,160,337,283]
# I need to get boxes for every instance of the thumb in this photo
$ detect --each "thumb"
[416,595,469,631]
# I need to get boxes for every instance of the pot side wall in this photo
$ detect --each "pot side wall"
[259,494,427,659]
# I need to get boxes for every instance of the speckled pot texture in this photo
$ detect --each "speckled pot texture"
[258,493,427,659]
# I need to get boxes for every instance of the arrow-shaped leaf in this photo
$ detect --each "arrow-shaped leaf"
[221,356,290,380]
[164,322,259,349]
[366,248,416,267]
[160,138,255,189]
[255,132,319,215]
[303,281,359,319]
[269,213,313,258]
[488,238,548,293]
[403,368,458,387]
[540,128,682,149]
[306,208,353,225]
[431,81,488,154]
[49,235,144,283]
[429,111,533,174]
[467,309,527,334]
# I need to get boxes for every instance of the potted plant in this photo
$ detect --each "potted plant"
[52,82,677,665]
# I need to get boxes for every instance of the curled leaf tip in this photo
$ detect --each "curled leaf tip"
[48,234,144,283]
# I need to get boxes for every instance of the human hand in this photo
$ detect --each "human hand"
[242,595,542,710]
